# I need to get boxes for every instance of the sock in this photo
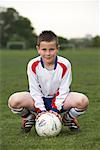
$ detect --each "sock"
[30,108,37,116]
[8,104,30,117]
[66,108,87,120]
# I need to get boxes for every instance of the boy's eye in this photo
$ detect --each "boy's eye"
[49,48,55,51]
[41,48,55,51]
[42,48,47,51]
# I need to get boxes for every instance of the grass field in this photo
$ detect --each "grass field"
[0,48,100,150]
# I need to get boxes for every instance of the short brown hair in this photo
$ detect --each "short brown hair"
[37,30,59,46]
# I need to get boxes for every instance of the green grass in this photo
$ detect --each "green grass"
[0,48,100,150]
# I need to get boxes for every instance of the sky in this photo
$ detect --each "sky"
[0,0,99,39]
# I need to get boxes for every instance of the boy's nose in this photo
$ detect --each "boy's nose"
[46,50,50,55]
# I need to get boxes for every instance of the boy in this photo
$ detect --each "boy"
[8,30,89,133]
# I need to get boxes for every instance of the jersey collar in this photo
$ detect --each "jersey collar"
[40,56,58,70]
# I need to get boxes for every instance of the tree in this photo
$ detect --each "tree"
[0,7,37,48]
[58,36,69,50]
[92,36,100,47]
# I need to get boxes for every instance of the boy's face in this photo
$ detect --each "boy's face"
[37,41,59,65]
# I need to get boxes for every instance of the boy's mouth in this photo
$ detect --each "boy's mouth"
[44,56,52,59]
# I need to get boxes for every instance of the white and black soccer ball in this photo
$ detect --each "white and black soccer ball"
[35,112,62,137]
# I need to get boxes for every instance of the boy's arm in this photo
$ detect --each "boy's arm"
[51,62,72,112]
[27,61,46,113]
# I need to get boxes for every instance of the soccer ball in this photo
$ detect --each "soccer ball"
[35,112,62,137]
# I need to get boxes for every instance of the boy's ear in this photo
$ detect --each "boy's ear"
[58,45,60,50]
[36,45,39,50]
[36,45,40,54]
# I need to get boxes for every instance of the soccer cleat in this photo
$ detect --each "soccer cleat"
[62,113,80,132]
[21,114,36,133]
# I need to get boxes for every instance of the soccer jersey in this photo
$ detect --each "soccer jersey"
[27,55,72,113]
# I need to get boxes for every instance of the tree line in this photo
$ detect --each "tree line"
[0,7,100,50]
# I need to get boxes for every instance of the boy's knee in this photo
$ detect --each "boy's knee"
[79,94,89,108]
[8,93,21,109]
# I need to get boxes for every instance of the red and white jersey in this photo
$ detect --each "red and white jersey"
[27,55,72,112]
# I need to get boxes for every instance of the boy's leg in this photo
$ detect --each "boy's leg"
[62,92,89,131]
[8,91,36,133]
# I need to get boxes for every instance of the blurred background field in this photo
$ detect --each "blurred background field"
[0,48,100,150]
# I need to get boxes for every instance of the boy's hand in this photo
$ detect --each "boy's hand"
[36,110,62,122]
[36,111,47,120]
[49,110,62,122]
